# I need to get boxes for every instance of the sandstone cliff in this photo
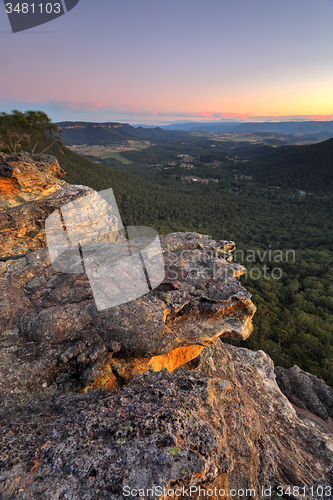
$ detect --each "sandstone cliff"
[0,152,66,209]
[0,154,333,499]
[0,152,95,257]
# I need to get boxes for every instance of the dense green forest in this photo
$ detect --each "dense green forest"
[232,137,333,193]
[45,141,333,387]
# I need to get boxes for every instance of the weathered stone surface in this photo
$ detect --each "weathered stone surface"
[275,364,333,421]
[0,184,98,257]
[0,152,66,208]
[0,232,255,415]
[0,153,124,258]
[1,341,332,499]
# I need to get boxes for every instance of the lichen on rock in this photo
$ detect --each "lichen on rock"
[1,341,333,500]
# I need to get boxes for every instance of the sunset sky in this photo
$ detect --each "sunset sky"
[1,0,333,124]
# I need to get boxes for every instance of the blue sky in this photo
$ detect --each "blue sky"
[1,0,333,124]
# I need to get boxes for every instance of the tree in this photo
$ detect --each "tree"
[0,110,62,154]
[0,110,28,153]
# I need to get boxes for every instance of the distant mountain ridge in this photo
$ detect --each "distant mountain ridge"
[56,121,189,145]
[159,120,333,136]
[57,120,333,146]
[231,120,333,135]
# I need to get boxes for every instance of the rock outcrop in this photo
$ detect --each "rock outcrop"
[1,153,333,499]
[0,183,98,257]
[0,154,256,415]
[275,365,333,425]
[0,152,99,257]
[1,341,333,500]
[0,152,66,209]
[0,231,255,415]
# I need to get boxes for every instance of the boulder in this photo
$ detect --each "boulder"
[275,364,333,421]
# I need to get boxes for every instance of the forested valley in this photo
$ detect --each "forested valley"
[44,136,333,386]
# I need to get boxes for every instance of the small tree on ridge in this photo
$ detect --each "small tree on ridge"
[0,110,62,154]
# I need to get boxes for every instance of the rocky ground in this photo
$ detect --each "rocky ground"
[1,153,333,499]
[1,342,333,500]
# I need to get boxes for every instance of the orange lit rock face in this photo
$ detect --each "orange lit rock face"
[148,344,205,373]
[0,152,66,208]
[88,344,206,391]
[0,177,20,196]
[85,361,122,392]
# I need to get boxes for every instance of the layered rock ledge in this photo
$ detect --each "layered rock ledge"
[0,153,255,413]
[0,231,255,414]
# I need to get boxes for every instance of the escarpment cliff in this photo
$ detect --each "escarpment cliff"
[1,154,333,499]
